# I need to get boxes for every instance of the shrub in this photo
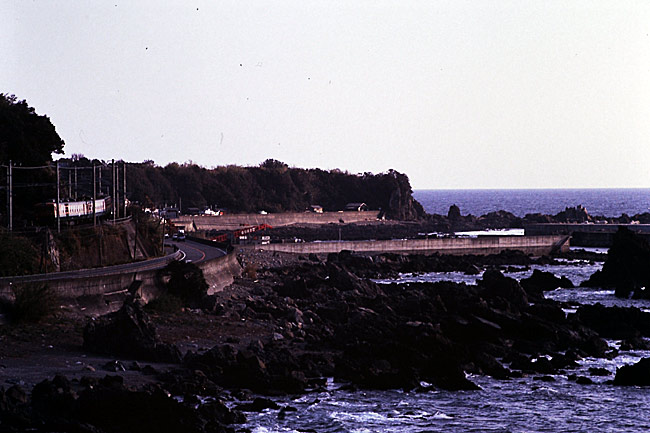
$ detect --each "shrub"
[0,233,40,276]
[11,284,57,323]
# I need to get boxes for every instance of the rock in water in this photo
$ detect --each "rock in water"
[83,297,181,363]
[478,268,529,310]
[614,358,650,386]
[520,269,573,300]
[582,226,650,298]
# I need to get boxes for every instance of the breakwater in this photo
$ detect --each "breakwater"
[248,235,569,256]
[525,223,650,247]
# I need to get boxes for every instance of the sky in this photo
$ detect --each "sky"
[2,1,650,189]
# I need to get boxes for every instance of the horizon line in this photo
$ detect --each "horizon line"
[413,186,650,191]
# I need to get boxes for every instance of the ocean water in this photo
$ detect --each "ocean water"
[413,188,650,217]
[244,261,650,432]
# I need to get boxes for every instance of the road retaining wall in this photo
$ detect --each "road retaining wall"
[251,235,569,256]
[0,251,242,316]
[172,211,380,231]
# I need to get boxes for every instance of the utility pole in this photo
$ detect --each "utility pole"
[68,169,72,199]
[133,214,138,260]
[93,164,97,227]
[111,159,116,223]
[161,217,165,254]
[56,161,61,233]
[98,164,102,195]
[7,161,12,232]
[74,166,78,200]
[115,163,120,218]
[123,162,127,217]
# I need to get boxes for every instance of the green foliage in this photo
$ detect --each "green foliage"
[125,160,423,220]
[0,233,40,276]
[0,94,64,224]
[10,284,57,323]
[0,94,64,165]
[260,158,288,170]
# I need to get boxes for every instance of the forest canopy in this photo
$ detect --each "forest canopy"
[0,94,64,166]
[125,159,424,220]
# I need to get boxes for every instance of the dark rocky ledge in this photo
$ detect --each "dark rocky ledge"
[4,246,650,431]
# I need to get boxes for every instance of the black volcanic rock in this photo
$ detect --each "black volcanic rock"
[83,297,182,363]
[582,226,650,298]
[614,358,650,386]
[2,374,243,433]
[554,205,591,223]
[478,268,529,310]
[448,204,461,221]
[478,210,520,228]
[520,269,573,300]
[572,303,650,340]
[187,254,623,395]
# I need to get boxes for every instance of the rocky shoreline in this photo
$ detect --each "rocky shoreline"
[3,228,650,432]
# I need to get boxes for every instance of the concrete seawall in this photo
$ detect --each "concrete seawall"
[525,223,650,247]
[172,211,380,232]
[248,235,570,256]
[197,252,242,295]
[0,252,242,315]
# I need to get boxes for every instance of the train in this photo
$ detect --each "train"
[35,197,112,223]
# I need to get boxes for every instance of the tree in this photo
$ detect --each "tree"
[0,94,65,166]
[260,159,288,170]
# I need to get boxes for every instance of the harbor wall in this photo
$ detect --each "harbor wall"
[248,235,570,256]
[525,224,650,247]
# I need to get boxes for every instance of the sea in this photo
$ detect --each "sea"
[413,188,650,217]
[243,189,650,432]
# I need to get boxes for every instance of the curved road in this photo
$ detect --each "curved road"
[166,239,227,264]
[1,240,226,284]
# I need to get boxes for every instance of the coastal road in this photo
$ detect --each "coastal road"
[166,239,227,264]
[1,240,226,286]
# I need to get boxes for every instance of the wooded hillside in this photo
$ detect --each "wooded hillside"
[126,159,424,220]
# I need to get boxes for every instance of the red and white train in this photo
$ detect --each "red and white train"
[36,197,112,222]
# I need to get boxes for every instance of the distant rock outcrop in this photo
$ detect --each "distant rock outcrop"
[582,226,650,298]
[447,204,461,221]
[384,171,425,220]
[554,205,592,223]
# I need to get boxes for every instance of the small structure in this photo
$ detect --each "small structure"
[160,207,180,219]
[309,205,323,213]
[344,202,369,212]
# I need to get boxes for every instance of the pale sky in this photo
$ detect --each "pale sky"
[2,1,650,189]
